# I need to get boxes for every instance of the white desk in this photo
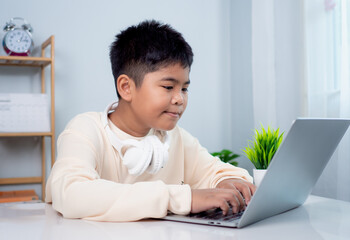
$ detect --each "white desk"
[1,195,350,240]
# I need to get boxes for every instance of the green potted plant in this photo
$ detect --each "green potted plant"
[211,149,239,166]
[243,125,284,187]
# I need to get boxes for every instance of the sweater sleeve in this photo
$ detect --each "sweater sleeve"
[180,128,253,189]
[45,114,191,221]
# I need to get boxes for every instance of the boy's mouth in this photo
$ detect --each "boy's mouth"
[164,111,181,118]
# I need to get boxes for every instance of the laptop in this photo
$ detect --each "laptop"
[162,118,350,228]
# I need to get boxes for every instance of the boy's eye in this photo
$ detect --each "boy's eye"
[162,86,173,90]
[182,87,189,92]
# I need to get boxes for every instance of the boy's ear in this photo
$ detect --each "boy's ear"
[117,74,134,102]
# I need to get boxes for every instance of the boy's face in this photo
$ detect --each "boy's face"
[130,63,190,132]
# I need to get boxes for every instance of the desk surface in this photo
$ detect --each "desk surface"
[1,195,350,240]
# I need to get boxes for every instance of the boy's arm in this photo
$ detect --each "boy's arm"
[181,128,253,189]
[46,115,191,221]
[179,128,255,213]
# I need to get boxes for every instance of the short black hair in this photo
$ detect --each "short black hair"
[109,20,194,98]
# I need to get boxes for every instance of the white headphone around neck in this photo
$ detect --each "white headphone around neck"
[102,102,170,176]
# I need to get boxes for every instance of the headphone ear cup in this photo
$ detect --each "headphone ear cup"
[123,140,153,176]
[147,135,169,174]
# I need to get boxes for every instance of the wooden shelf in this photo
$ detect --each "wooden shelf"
[0,36,55,200]
[0,56,52,67]
[0,132,53,137]
[0,177,42,185]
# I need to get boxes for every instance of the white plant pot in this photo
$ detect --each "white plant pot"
[253,169,267,188]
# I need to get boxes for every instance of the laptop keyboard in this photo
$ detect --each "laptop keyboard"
[187,208,244,222]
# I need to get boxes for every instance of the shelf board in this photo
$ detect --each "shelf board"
[0,56,52,67]
[0,132,53,137]
[0,177,42,185]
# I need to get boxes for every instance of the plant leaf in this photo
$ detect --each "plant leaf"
[243,125,284,169]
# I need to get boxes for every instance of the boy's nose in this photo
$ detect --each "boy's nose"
[172,91,184,105]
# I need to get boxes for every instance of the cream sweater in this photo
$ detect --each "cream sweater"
[45,112,253,221]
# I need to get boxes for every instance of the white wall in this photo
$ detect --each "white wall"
[230,0,255,172]
[1,0,340,202]
[0,0,240,198]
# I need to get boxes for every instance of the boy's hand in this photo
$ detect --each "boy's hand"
[216,179,256,205]
[191,179,256,215]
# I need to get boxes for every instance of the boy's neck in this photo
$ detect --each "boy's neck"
[108,102,151,137]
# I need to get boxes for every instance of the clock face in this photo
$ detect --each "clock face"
[4,29,33,54]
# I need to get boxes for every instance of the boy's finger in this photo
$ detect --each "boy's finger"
[227,195,240,213]
[226,190,244,213]
[240,185,253,205]
[249,183,257,195]
[245,183,257,204]
[235,181,256,205]
[234,190,246,210]
[218,199,230,215]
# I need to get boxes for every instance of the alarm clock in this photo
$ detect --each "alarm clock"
[2,17,34,56]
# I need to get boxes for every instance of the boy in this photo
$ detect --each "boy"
[45,20,256,221]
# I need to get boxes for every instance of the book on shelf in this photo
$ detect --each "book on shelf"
[0,189,39,203]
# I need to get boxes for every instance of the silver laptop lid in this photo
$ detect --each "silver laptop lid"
[238,118,350,228]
